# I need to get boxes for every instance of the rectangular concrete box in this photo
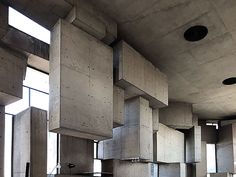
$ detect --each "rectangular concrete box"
[113,86,124,127]
[159,163,186,177]
[154,123,185,163]
[193,141,207,177]
[49,19,113,140]
[210,173,233,177]
[113,41,168,108]
[0,46,27,105]
[13,107,47,177]
[217,123,236,173]
[159,102,193,129]
[59,135,94,174]
[0,106,4,177]
[66,0,117,44]
[186,126,201,163]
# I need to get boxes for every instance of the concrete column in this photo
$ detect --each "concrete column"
[159,163,186,177]
[193,141,207,177]
[113,86,124,128]
[152,108,159,132]
[0,106,5,177]
[13,107,47,177]
[59,135,94,175]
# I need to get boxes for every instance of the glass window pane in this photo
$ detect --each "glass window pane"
[207,144,216,173]
[23,67,49,93]
[4,114,13,177]
[30,90,49,111]
[5,87,29,115]
[47,131,57,175]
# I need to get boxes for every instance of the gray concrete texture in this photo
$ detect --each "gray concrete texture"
[193,141,207,177]
[152,108,159,132]
[113,40,168,108]
[59,135,94,174]
[0,45,27,105]
[153,123,185,163]
[159,102,193,129]
[66,0,117,44]
[0,106,4,177]
[185,126,201,163]
[159,163,186,177]
[13,107,47,177]
[192,114,199,126]
[49,19,113,140]
[210,173,233,177]
[113,86,124,128]
[217,123,236,173]
[0,2,8,39]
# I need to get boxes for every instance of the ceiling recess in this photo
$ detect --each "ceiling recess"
[222,77,236,85]
[184,25,208,42]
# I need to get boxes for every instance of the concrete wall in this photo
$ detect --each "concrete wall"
[0,46,27,106]
[186,126,201,163]
[113,40,168,108]
[159,102,193,129]
[0,2,8,39]
[49,19,113,140]
[0,106,4,177]
[159,163,186,177]
[153,123,185,163]
[13,107,47,177]
[193,141,207,177]
[113,86,124,127]
[59,135,94,174]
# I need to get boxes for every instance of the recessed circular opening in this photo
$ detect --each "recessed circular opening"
[184,25,208,42]
[222,77,236,85]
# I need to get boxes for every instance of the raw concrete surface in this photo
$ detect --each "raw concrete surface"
[210,173,233,177]
[193,141,207,177]
[49,19,113,140]
[0,106,4,177]
[152,108,159,132]
[113,86,124,128]
[0,2,8,39]
[159,163,186,177]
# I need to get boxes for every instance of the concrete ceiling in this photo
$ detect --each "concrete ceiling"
[4,0,236,119]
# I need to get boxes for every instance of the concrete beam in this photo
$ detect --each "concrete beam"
[159,163,186,177]
[113,86,124,128]
[185,126,201,163]
[0,44,27,105]
[49,19,113,140]
[159,102,193,129]
[0,106,5,177]
[59,135,94,174]
[153,123,185,163]
[13,107,47,177]
[113,41,168,108]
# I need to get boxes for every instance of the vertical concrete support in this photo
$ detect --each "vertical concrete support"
[186,126,201,163]
[49,19,113,140]
[0,46,27,105]
[0,2,8,39]
[113,86,124,127]
[193,114,199,126]
[113,41,168,108]
[0,106,5,177]
[152,109,159,132]
[59,135,94,174]
[159,102,193,129]
[217,123,236,173]
[66,0,117,44]
[153,123,185,163]
[159,163,186,177]
[13,107,47,177]
[193,141,207,177]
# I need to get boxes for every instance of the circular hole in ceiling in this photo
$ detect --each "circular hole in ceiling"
[184,25,208,42]
[222,77,236,85]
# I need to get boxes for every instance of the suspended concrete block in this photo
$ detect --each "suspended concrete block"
[49,19,113,140]
[154,123,185,163]
[113,41,168,108]
[159,102,193,129]
[13,107,47,177]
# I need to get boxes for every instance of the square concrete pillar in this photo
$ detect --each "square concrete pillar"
[0,2,8,39]
[193,141,207,177]
[210,173,233,177]
[186,126,201,163]
[0,106,4,177]
[59,135,94,174]
[66,0,117,44]
[152,108,159,132]
[193,114,199,126]
[0,46,27,105]
[13,107,47,177]
[217,123,236,173]
[159,163,186,177]
[113,41,168,108]
[113,86,124,127]
[49,19,113,140]
[159,102,193,129]
[153,123,185,163]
